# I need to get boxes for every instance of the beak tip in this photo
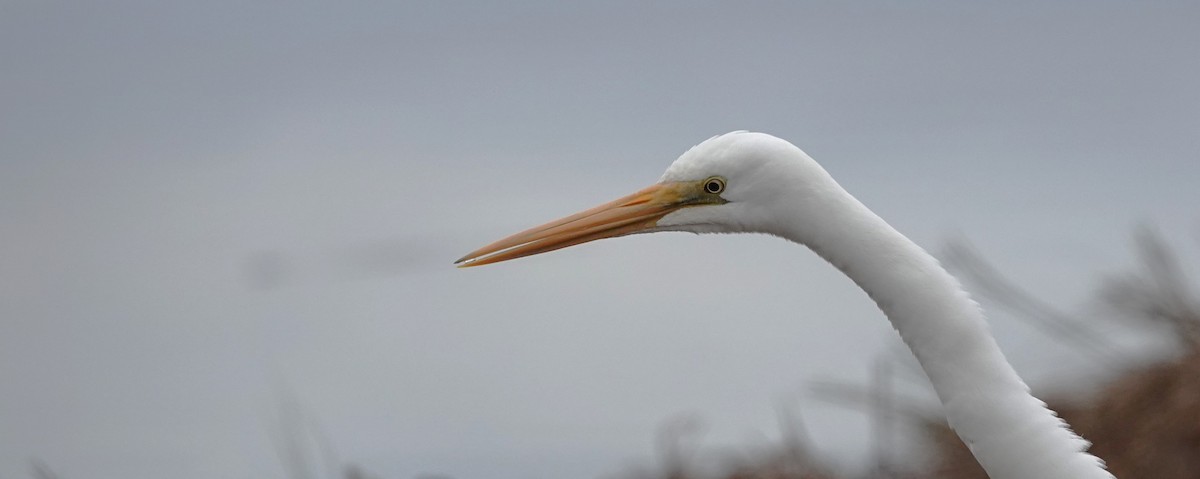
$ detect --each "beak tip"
[454,255,482,268]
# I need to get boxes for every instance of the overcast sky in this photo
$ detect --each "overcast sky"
[2,2,1199,478]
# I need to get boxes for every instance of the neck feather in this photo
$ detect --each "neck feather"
[777,184,1111,479]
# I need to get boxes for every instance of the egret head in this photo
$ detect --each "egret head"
[456,131,827,267]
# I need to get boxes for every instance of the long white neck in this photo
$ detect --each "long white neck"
[776,184,1112,478]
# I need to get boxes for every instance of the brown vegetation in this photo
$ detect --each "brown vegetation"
[929,352,1200,479]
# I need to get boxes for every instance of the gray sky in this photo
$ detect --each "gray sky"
[2,1,1199,478]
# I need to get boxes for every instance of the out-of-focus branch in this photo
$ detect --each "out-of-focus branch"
[1100,228,1200,351]
[270,388,387,479]
[655,415,706,479]
[941,241,1126,367]
[29,459,60,479]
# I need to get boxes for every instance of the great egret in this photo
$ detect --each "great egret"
[456,132,1112,479]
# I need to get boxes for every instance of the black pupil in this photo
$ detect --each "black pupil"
[706,181,721,193]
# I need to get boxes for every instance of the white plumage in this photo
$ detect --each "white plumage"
[458,131,1113,479]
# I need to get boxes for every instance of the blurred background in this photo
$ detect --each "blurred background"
[2,1,1198,478]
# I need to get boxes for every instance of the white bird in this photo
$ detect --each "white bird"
[456,132,1112,479]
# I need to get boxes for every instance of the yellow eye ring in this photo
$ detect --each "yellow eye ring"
[703,177,726,194]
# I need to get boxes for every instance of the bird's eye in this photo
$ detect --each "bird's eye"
[703,177,726,194]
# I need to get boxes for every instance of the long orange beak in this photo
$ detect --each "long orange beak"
[455,182,697,267]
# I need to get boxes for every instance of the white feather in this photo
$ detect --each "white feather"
[656,132,1112,479]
